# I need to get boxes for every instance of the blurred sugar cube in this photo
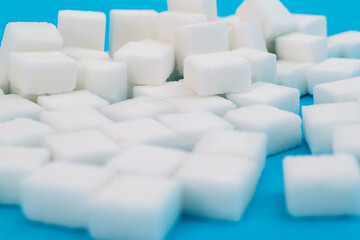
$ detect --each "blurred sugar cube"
[293,14,327,37]
[333,124,360,160]
[167,0,217,21]
[229,21,267,51]
[327,31,360,59]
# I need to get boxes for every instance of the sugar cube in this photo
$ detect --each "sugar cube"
[293,14,327,37]
[217,15,241,28]
[61,47,109,61]
[333,124,360,160]
[167,0,217,21]
[229,21,267,51]
[327,31,360,59]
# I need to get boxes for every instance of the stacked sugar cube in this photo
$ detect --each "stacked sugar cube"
[0,0,359,239]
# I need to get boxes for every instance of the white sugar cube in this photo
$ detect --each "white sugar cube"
[21,162,113,228]
[302,102,360,154]
[37,90,109,111]
[217,15,241,28]
[133,80,195,99]
[277,60,315,96]
[306,58,360,95]
[174,154,259,221]
[236,0,297,42]
[40,108,113,133]
[174,22,229,75]
[44,130,121,164]
[227,82,300,114]
[283,154,360,217]
[167,0,217,21]
[77,60,127,103]
[157,111,233,150]
[8,51,77,95]
[232,48,277,83]
[61,47,109,61]
[327,31,360,59]
[276,33,327,63]
[314,77,360,104]
[109,10,158,56]
[88,175,181,240]
[0,118,55,147]
[333,124,360,160]
[184,52,251,96]
[0,94,44,122]
[0,147,50,204]
[293,14,327,37]
[100,96,177,121]
[157,11,207,43]
[327,40,343,58]
[114,40,174,85]
[58,10,106,50]
[229,21,267,51]
[224,105,301,155]
[166,95,236,116]
[101,118,178,148]
[107,144,189,177]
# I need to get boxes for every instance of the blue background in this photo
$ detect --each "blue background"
[0,0,360,239]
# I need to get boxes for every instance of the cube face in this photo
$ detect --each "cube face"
[276,33,327,63]
[333,124,360,159]
[167,0,217,21]
[230,21,267,51]
[283,155,360,217]
[184,52,252,96]
[328,31,360,59]
[109,10,158,56]
[88,175,181,240]
[293,14,327,37]
[8,51,78,95]
[302,102,360,154]
[217,15,241,28]
[21,162,113,228]
[61,47,109,61]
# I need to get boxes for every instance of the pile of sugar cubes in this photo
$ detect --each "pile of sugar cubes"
[0,0,360,239]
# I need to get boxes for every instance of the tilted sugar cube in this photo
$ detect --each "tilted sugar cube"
[156,111,233,150]
[293,14,327,37]
[333,124,360,160]
[61,47,109,61]
[58,10,106,50]
[283,154,360,217]
[174,154,259,221]
[77,60,127,103]
[114,40,174,85]
[276,33,327,63]
[88,175,181,240]
[306,58,360,95]
[8,51,77,95]
[0,118,55,147]
[107,144,189,177]
[232,47,277,84]
[21,162,113,228]
[184,52,252,96]
[224,105,301,155]
[327,31,360,59]
[227,82,300,114]
[0,147,50,204]
[44,130,121,164]
[302,102,360,154]
[109,10,158,56]
[228,21,267,51]
[167,0,217,21]
[174,22,229,75]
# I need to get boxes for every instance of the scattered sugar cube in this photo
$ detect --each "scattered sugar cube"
[157,111,233,150]
[166,95,236,116]
[101,118,178,148]
[174,22,229,75]
[40,108,113,133]
[21,162,113,228]
[232,48,277,84]
[44,130,121,164]
[327,31,360,59]
[333,124,360,160]
[61,47,109,61]
[224,105,301,155]
[77,60,127,103]
[114,40,174,85]
[37,90,109,111]
[283,154,360,217]
[229,21,267,51]
[227,82,300,114]
[8,51,77,95]
[167,0,217,21]
[100,96,177,121]
[306,58,360,95]
[133,80,195,99]
[88,175,181,240]
[236,0,297,42]
[0,94,44,122]
[302,102,360,154]
[293,14,327,37]
[174,154,259,221]
[0,118,55,147]
[109,10,158,56]
[107,144,189,177]
[58,10,106,50]
[277,60,315,96]
[276,33,327,63]
[184,52,251,96]
[0,147,50,204]
[157,11,207,43]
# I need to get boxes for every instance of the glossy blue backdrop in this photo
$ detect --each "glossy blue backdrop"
[0,1,360,240]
